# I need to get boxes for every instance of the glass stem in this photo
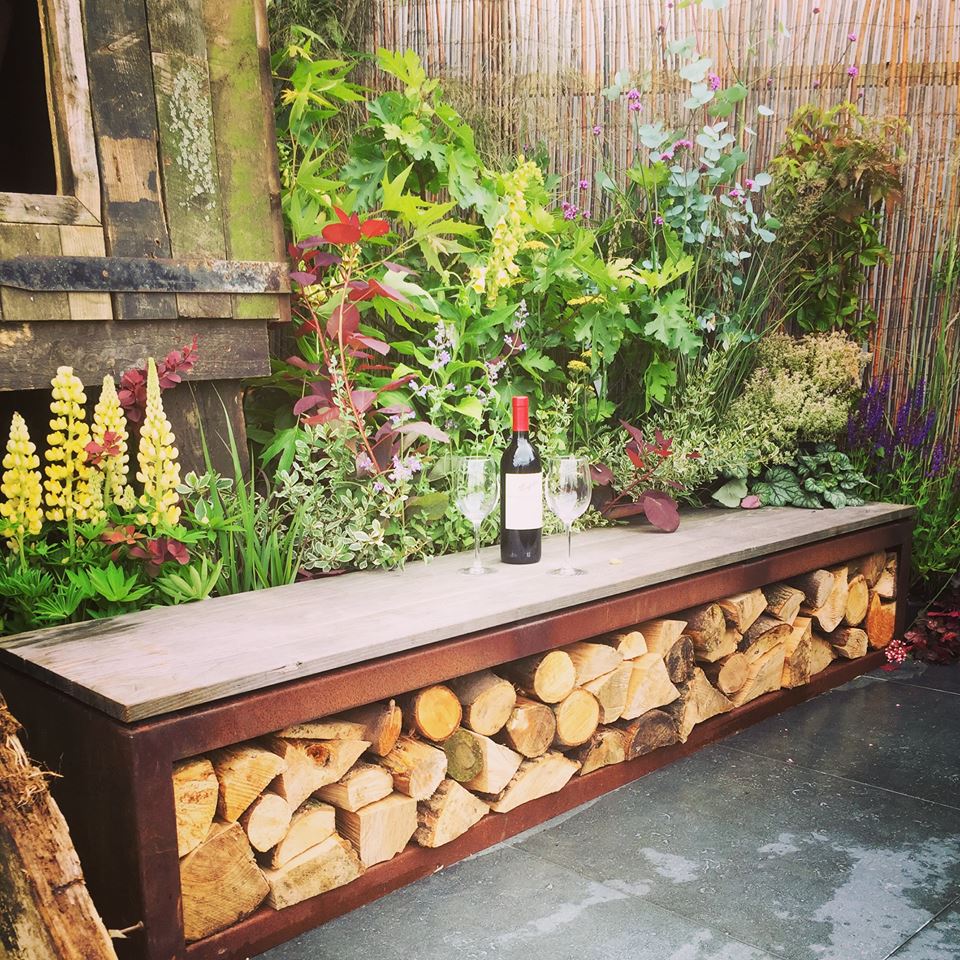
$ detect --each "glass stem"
[473,522,482,571]
[566,523,573,571]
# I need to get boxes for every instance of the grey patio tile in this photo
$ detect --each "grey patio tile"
[888,902,960,959]
[721,675,960,808]
[872,662,960,697]
[258,843,781,960]
[513,747,960,960]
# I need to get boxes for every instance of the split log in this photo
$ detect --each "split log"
[729,646,786,707]
[844,575,870,626]
[414,779,489,848]
[336,792,417,867]
[500,651,576,704]
[443,728,485,783]
[808,632,837,675]
[571,727,629,775]
[636,619,687,653]
[717,589,766,632]
[0,700,119,960]
[173,757,219,857]
[781,616,813,689]
[643,627,696,683]
[739,614,792,661]
[582,662,633,723]
[498,696,557,758]
[461,733,523,794]
[552,688,601,748]
[875,553,897,598]
[700,652,749,695]
[262,833,363,910]
[595,629,648,659]
[676,603,727,660]
[315,762,393,812]
[449,670,517,735]
[762,584,805,625]
[211,744,286,822]
[866,594,896,649]
[800,566,849,633]
[831,627,869,660]
[485,752,580,813]
[180,821,269,941]
[562,641,623,685]
[239,792,291,854]
[267,738,368,811]
[850,551,886,588]
[621,654,681,720]
[399,685,462,742]
[283,701,402,758]
[663,668,733,742]
[378,736,448,800]
[264,799,335,870]
[789,569,835,608]
[617,709,679,759]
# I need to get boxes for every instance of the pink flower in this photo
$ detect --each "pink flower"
[578,178,590,190]
[745,178,755,189]
[629,101,642,112]
[592,124,602,136]
[654,215,664,225]
[813,79,821,89]
[627,88,641,101]
[729,188,743,199]
[848,32,857,41]
[708,72,722,91]
[847,65,859,77]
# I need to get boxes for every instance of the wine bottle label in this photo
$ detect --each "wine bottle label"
[504,472,543,530]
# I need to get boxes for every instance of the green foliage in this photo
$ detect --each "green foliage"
[753,446,870,509]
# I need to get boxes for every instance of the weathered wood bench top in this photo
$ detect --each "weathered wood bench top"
[0,504,912,722]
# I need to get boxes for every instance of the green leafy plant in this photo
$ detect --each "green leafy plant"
[752,445,870,509]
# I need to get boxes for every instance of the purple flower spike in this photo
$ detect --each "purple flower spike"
[578,178,590,190]
[847,65,859,77]
[592,124,602,136]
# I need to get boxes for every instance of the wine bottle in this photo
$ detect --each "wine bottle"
[500,395,542,564]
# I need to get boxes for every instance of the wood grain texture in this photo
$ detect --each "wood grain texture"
[0,194,98,227]
[58,225,112,320]
[0,224,71,320]
[0,505,913,722]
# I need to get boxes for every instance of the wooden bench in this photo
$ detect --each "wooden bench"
[0,504,913,960]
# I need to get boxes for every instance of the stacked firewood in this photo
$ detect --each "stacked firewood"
[173,552,897,942]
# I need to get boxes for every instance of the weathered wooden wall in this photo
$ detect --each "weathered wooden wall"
[367,0,960,440]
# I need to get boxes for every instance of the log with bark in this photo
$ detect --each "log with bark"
[800,566,849,633]
[850,551,886,588]
[762,584,805,625]
[413,779,489,848]
[780,616,813,689]
[211,744,286,822]
[676,603,728,660]
[831,627,869,660]
[449,670,517,735]
[717,589,766,632]
[239,791,291,854]
[728,646,786,707]
[378,736,448,800]
[262,833,363,910]
[180,821,270,941]
[700,652,749,696]
[617,709,679,759]
[789,568,835,608]
[399,685,462,742]
[499,651,576,704]
[315,761,393,812]
[497,696,557,758]
[581,662,633,723]
[595,629,648,659]
[808,632,837,675]
[552,688,601,748]
[662,668,733,742]
[0,699,119,959]
[442,728,486,783]
[843,575,869,626]
[562,641,624,685]
[643,627,696,684]
[866,594,896,649]
[173,757,219,857]
[282,700,401,757]
[460,733,523,794]
[336,792,417,867]
[485,752,580,813]
[875,553,897,599]
[621,653,681,720]
[571,726,629,775]
[739,614,792,661]
[263,798,335,870]
[635,619,687,654]
[267,737,369,811]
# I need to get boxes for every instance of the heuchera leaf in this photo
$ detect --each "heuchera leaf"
[639,489,680,532]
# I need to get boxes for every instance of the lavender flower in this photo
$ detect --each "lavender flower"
[592,124,602,136]
[578,178,590,190]
[708,72,722,91]
[847,65,859,77]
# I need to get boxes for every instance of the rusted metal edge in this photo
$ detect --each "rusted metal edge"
[0,256,290,293]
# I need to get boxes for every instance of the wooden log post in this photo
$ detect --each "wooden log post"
[449,670,517,735]
[399,685,462,742]
[500,651,576,703]
[497,696,557,758]
[378,736,448,800]
[173,757,219,857]
[336,792,418,867]
[315,762,393,812]
[414,779,489,848]
[264,799,335,870]
[551,688,601,748]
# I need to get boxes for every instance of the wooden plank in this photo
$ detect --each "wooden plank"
[145,0,230,319]
[0,224,71,320]
[83,0,176,320]
[0,194,98,227]
[58,226,113,320]
[0,318,269,390]
[0,506,913,722]
[203,0,284,320]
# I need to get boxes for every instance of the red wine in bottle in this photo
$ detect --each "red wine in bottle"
[500,395,542,564]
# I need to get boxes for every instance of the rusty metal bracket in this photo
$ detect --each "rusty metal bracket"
[0,256,290,293]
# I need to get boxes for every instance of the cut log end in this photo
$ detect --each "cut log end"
[552,688,601,748]
[400,685,462,742]
[414,779,489,848]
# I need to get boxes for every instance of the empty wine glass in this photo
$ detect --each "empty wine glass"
[545,456,592,576]
[453,456,500,575]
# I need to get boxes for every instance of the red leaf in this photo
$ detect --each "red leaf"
[303,408,341,426]
[349,389,377,413]
[326,302,360,339]
[333,206,359,226]
[322,221,362,245]
[590,462,614,485]
[351,334,390,356]
[360,218,390,238]
[620,419,647,447]
[639,489,680,532]
[740,494,761,509]
[293,394,326,416]
[602,501,649,520]
[284,356,320,373]
[290,270,318,286]
[626,445,645,470]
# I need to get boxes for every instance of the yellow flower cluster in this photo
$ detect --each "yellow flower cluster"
[0,413,43,554]
[44,367,93,524]
[136,359,181,526]
[567,295,604,306]
[469,157,544,306]
[93,374,135,511]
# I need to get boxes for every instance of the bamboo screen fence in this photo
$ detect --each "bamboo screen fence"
[364,0,960,439]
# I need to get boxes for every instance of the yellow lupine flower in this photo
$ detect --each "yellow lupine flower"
[92,374,134,511]
[136,358,181,526]
[44,366,93,525]
[0,413,43,554]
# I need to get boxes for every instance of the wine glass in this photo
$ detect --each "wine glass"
[545,456,592,576]
[453,456,500,575]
